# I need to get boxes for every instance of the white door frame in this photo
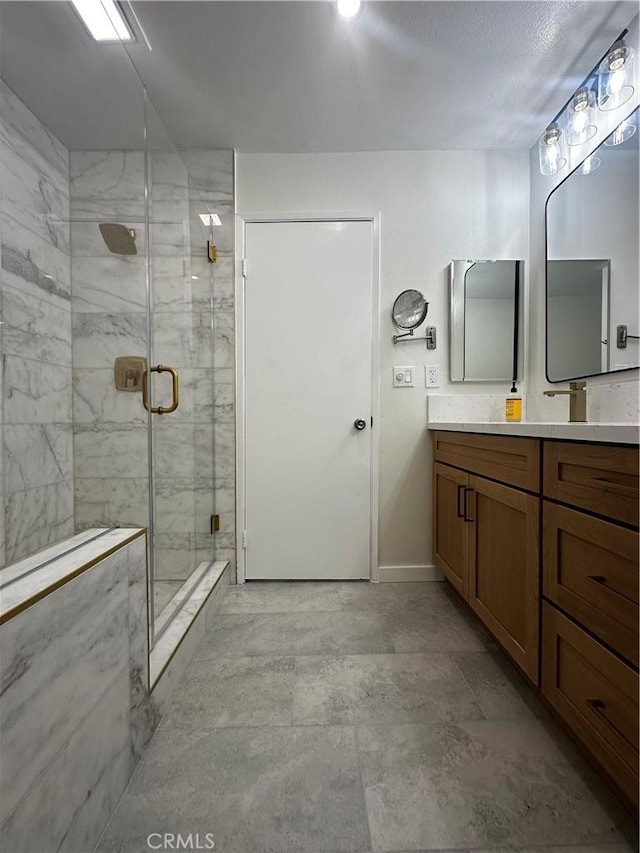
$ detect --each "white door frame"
[235,211,381,584]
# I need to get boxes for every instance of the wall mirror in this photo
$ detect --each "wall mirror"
[545,106,639,382]
[449,260,522,382]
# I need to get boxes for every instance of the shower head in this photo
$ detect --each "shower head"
[99,223,137,255]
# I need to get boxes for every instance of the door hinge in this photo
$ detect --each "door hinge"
[210,514,220,534]
[241,530,247,549]
[242,258,247,278]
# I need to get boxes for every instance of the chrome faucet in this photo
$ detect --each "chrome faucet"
[543,381,587,423]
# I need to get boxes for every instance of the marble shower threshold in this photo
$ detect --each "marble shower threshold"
[150,560,228,689]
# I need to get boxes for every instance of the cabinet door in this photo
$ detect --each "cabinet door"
[468,475,540,682]
[433,463,469,597]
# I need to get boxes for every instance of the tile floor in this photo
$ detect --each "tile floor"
[96,581,637,853]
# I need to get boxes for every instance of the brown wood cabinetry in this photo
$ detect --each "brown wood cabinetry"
[542,603,638,805]
[468,475,539,682]
[432,429,639,810]
[433,462,469,597]
[433,432,540,682]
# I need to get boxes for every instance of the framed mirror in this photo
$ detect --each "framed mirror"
[545,106,639,382]
[449,260,522,382]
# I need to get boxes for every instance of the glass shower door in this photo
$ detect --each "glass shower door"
[144,125,216,638]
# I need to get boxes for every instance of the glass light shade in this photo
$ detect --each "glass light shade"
[336,0,363,18]
[604,112,637,146]
[567,87,597,146]
[598,40,635,110]
[539,123,567,175]
[578,154,601,175]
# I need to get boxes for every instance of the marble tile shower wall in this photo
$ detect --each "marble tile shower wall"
[0,82,74,566]
[69,149,150,536]
[69,148,235,577]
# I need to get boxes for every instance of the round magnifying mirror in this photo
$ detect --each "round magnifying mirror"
[391,289,428,330]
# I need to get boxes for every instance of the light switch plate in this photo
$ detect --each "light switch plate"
[393,366,415,387]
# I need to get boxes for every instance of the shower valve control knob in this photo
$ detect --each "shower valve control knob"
[354,418,367,431]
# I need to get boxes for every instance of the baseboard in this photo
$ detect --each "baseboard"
[376,564,444,583]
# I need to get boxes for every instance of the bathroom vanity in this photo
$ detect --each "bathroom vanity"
[431,425,639,809]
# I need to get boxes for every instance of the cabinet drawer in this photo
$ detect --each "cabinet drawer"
[433,432,540,492]
[542,603,639,806]
[543,441,639,526]
[543,502,639,665]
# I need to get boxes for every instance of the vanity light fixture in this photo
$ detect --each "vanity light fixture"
[336,0,363,20]
[578,154,601,175]
[598,39,635,111]
[604,112,637,146]
[538,122,567,175]
[71,0,133,42]
[567,87,597,146]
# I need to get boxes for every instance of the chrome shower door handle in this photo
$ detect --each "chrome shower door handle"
[142,364,180,414]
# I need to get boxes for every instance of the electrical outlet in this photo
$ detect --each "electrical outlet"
[425,364,440,388]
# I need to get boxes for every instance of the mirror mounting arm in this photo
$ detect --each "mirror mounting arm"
[393,326,437,349]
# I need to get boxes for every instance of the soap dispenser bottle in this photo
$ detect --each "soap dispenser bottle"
[505,382,522,422]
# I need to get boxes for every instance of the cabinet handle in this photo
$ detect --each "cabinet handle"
[587,575,608,585]
[463,487,474,522]
[585,698,634,750]
[457,485,465,518]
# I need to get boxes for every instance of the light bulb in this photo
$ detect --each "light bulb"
[598,40,635,110]
[605,115,637,146]
[336,0,362,19]
[579,155,601,175]
[539,123,566,175]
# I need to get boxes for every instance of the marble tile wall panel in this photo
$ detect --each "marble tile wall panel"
[0,671,132,853]
[4,423,73,492]
[4,481,74,566]
[73,368,146,426]
[1,81,74,566]
[73,423,148,480]
[69,151,145,220]
[127,535,159,762]
[74,478,149,531]
[71,255,146,314]
[0,534,154,853]
[0,546,130,823]
[2,284,72,366]
[2,213,71,305]
[71,312,147,369]
[4,357,72,424]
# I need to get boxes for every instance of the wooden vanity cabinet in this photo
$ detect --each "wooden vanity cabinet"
[433,432,540,682]
[432,430,640,810]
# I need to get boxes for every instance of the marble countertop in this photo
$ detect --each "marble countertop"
[427,421,640,445]
[0,528,146,623]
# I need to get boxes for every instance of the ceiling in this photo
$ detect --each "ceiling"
[0,1,637,152]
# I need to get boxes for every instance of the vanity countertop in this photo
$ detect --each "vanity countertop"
[427,421,640,445]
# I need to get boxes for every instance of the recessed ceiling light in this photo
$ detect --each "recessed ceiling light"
[71,0,133,42]
[198,213,222,226]
[336,0,363,19]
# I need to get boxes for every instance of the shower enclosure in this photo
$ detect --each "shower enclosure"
[0,1,235,645]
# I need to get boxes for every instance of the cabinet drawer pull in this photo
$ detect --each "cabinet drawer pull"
[586,698,635,751]
[457,485,465,518]
[588,575,608,585]
[463,487,474,522]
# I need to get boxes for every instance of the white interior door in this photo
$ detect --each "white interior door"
[242,219,374,580]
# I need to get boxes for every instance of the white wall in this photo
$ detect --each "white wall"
[237,150,529,569]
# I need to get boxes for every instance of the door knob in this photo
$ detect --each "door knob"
[354,418,367,430]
